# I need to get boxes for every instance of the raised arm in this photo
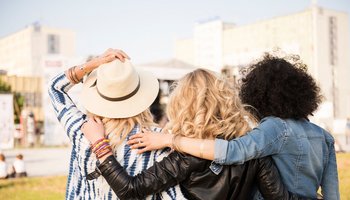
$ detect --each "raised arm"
[48,49,129,142]
[48,49,124,142]
[96,152,194,199]
[48,71,85,141]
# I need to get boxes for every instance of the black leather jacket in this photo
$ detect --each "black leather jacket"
[97,152,309,200]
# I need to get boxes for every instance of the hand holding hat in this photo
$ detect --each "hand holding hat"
[66,48,130,84]
[83,49,130,75]
[88,48,130,70]
[81,51,159,118]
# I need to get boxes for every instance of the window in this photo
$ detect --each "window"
[47,34,60,54]
[329,16,337,65]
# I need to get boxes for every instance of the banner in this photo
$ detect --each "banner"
[0,94,14,149]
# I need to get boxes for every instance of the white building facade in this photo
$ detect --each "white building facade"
[0,24,76,76]
[0,24,77,146]
[175,6,350,120]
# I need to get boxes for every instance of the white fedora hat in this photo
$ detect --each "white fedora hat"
[81,59,159,118]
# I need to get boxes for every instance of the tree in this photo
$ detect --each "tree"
[0,78,11,92]
[0,78,24,123]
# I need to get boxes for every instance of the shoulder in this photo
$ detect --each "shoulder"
[306,121,335,143]
[260,116,285,126]
[254,116,287,135]
[313,123,335,143]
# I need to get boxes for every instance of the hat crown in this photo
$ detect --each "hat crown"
[81,58,159,118]
[96,59,139,99]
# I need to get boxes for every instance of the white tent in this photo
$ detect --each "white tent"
[136,58,196,80]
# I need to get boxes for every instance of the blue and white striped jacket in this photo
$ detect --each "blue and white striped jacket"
[49,72,186,200]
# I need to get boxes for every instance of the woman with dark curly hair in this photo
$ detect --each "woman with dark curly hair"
[128,54,339,199]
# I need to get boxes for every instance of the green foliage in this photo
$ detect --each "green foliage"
[0,78,25,123]
[14,93,25,124]
[0,78,11,92]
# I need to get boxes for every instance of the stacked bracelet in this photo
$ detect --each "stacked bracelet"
[91,138,112,159]
[67,66,81,84]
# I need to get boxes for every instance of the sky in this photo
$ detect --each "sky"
[0,0,349,64]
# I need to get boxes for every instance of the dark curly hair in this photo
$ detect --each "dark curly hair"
[239,53,323,120]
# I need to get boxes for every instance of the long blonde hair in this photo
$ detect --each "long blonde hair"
[92,109,155,149]
[166,69,255,140]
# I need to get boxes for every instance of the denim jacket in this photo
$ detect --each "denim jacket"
[214,117,340,200]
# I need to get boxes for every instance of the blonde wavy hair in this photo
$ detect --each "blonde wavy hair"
[91,109,155,149]
[166,69,255,140]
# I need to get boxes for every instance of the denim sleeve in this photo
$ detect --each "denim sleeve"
[214,117,287,165]
[321,137,340,200]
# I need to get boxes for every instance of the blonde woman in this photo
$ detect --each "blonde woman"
[48,49,185,200]
[83,69,301,200]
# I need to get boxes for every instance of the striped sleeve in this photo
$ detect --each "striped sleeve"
[48,72,87,143]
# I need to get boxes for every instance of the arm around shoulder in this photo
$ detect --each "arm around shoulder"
[98,152,194,199]
[214,117,287,165]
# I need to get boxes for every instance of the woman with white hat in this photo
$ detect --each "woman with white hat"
[48,48,185,200]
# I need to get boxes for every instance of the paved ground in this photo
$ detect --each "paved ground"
[1,147,71,177]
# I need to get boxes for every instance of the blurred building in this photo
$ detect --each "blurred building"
[175,6,350,120]
[0,23,76,76]
[0,23,76,146]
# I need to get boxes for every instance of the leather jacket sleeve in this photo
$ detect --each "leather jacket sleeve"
[98,153,315,200]
[256,157,290,199]
[98,152,194,200]
[255,157,316,200]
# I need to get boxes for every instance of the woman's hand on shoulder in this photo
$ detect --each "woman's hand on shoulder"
[81,117,106,144]
[127,129,173,154]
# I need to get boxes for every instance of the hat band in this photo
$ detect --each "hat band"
[91,79,141,102]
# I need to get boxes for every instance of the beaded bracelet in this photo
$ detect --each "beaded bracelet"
[97,148,112,159]
[91,138,106,148]
[67,66,79,84]
[95,145,112,156]
[92,139,110,152]
[93,142,110,154]
[91,138,108,149]
[71,66,80,83]
[67,67,74,84]
[96,145,112,158]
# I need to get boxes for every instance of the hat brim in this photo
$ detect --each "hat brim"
[81,69,159,118]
